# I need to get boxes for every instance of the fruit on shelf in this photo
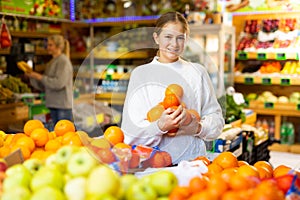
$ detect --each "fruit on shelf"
[259,61,281,73]
[281,61,300,75]
[262,19,279,33]
[279,18,297,32]
[244,19,260,35]
[236,37,257,51]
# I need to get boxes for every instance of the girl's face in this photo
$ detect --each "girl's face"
[153,22,187,63]
[47,39,59,56]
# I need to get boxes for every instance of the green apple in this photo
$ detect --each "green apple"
[55,145,79,166]
[149,170,178,196]
[31,186,65,200]
[30,165,64,192]
[64,176,87,200]
[126,181,157,200]
[1,185,31,200]
[117,174,138,199]
[66,150,97,177]
[23,158,44,175]
[86,165,120,197]
[3,164,32,191]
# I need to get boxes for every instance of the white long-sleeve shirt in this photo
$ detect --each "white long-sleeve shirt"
[121,57,224,164]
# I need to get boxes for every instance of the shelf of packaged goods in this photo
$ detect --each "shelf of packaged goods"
[234,75,300,86]
[10,31,60,38]
[94,51,148,60]
[235,51,299,60]
[95,92,126,105]
[87,18,157,27]
[248,101,300,140]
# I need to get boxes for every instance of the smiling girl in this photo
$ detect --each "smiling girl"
[121,12,224,164]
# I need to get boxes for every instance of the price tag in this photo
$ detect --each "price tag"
[257,53,267,60]
[280,78,290,86]
[237,52,248,60]
[244,77,254,85]
[297,104,300,111]
[264,102,274,109]
[262,77,271,85]
[276,53,286,60]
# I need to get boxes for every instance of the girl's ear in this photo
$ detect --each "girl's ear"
[153,32,159,44]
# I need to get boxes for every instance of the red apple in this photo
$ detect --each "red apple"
[0,158,8,172]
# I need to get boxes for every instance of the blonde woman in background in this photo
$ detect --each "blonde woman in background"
[26,34,73,127]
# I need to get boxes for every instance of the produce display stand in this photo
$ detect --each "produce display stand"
[0,102,28,131]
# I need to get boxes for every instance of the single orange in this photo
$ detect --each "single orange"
[165,84,184,99]
[67,134,83,146]
[15,135,35,153]
[188,109,201,121]
[54,119,76,137]
[236,164,260,178]
[30,149,45,159]
[273,164,292,178]
[254,160,273,174]
[103,126,124,146]
[23,119,44,136]
[189,176,209,194]
[30,128,49,147]
[213,151,239,169]
[146,104,165,122]
[45,139,61,152]
[252,179,285,200]
[256,166,273,179]
[162,94,180,109]
[10,133,26,146]
[61,131,77,145]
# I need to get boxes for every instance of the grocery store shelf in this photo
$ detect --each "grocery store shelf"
[236,51,299,60]
[94,51,148,60]
[234,74,300,86]
[248,100,300,139]
[230,112,257,127]
[95,92,126,105]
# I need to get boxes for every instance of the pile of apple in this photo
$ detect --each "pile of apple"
[0,145,178,200]
[146,84,200,137]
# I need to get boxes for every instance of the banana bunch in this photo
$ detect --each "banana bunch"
[0,84,14,102]
[17,61,32,73]
[281,61,300,75]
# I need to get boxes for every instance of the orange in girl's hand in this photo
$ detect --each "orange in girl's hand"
[165,84,184,99]
[147,104,165,122]
[163,94,180,109]
[103,126,124,146]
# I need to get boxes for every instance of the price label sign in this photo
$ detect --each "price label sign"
[264,102,274,109]
[262,77,271,85]
[237,52,248,60]
[244,77,254,85]
[276,53,286,60]
[257,53,267,60]
[280,78,290,86]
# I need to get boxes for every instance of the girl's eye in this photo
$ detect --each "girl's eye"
[165,35,172,39]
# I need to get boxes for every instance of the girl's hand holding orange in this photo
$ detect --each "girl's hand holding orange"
[158,105,183,133]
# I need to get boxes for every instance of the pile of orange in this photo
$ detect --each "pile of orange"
[169,152,291,200]
[0,119,83,161]
[146,84,201,136]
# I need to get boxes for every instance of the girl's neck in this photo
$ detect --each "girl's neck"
[52,51,62,58]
